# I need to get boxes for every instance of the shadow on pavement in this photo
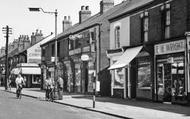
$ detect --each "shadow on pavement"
[72,96,190,117]
[15,88,190,117]
[7,96,17,99]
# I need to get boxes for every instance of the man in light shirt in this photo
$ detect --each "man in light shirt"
[15,74,24,99]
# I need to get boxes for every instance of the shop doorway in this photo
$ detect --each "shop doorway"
[157,63,172,102]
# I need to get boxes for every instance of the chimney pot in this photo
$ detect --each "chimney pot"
[68,16,71,21]
[40,30,42,35]
[100,0,114,14]
[62,16,72,32]
[79,5,91,23]
[86,6,89,10]
[81,5,85,10]
[64,16,67,20]
[36,29,38,34]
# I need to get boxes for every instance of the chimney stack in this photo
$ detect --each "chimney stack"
[62,16,72,32]
[79,5,91,23]
[100,0,114,14]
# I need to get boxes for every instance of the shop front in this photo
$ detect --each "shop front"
[107,49,126,98]
[64,60,74,92]
[155,40,188,104]
[70,54,95,94]
[109,46,144,99]
[112,68,126,98]
[11,63,41,88]
[136,52,152,100]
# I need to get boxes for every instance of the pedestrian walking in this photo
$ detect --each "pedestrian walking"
[8,75,12,90]
[45,75,54,101]
[57,76,63,100]
[15,74,24,99]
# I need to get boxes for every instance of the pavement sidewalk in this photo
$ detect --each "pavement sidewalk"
[1,87,190,119]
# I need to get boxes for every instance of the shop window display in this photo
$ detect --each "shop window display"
[75,64,81,92]
[172,62,185,100]
[156,55,186,103]
[137,57,152,99]
[32,75,41,84]
[112,67,125,98]
[88,61,95,92]
[114,68,125,88]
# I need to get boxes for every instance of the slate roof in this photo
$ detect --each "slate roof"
[41,0,132,46]
[41,0,157,46]
[109,0,155,22]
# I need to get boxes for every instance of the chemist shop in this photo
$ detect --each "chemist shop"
[154,39,189,104]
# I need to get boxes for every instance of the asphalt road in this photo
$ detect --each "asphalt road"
[0,90,122,119]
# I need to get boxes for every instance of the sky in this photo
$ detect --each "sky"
[0,0,123,49]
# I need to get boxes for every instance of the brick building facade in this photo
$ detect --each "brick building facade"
[108,0,190,105]
[40,0,131,96]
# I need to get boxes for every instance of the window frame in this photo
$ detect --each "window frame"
[114,26,121,48]
[51,44,55,57]
[140,11,149,43]
[161,4,171,40]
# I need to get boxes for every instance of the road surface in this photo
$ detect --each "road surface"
[0,90,124,119]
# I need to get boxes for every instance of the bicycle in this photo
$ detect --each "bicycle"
[49,88,54,101]
[16,84,22,99]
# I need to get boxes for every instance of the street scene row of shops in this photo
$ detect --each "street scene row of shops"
[0,0,190,105]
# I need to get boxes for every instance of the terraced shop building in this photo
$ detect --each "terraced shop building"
[40,0,131,95]
[108,0,190,105]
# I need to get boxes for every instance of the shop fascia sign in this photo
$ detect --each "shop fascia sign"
[69,34,83,40]
[155,40,185,55]
[69,28,95,41]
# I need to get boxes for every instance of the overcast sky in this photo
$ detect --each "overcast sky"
[0,0,123,49]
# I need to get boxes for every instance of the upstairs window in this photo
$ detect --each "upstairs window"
[42,48,45,57]
[161,4,171,40]
[114,26,120,48]
[69,39,74,50]
[140,11,149,43]
[51,44,55,57]
[75,38,82,49]
[57,41,60,57]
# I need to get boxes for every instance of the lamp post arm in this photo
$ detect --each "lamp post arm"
[39,8,56,14]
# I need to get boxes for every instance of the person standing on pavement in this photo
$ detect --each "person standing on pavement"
[8,75,12,90]
[15,74,24,99]
[57,76,63,100]
[45,75,54,101]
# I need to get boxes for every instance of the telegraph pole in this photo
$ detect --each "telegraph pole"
[2,25,12,90]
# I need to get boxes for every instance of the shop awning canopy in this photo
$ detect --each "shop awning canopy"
[11,68,21,75]
[20,67,41,75]
[11,67,41,75]
[108,46,143,70]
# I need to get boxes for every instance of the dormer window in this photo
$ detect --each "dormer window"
[114,26,120,48]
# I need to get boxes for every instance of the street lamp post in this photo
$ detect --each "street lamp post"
[29,7,58,99]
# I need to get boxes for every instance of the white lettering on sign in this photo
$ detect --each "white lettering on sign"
[27,45,41,64]
[155,40,185,55]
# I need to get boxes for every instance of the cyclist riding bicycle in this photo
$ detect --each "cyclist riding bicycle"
[15,74,24,99]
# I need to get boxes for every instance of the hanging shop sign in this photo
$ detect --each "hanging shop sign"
[81,54,89,61]
[51,57,55,62]
[155,40,185,55]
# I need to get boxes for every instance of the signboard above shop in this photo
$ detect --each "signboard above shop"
[155,40,185,55]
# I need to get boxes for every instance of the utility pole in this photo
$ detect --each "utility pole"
[2,25,12,90]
